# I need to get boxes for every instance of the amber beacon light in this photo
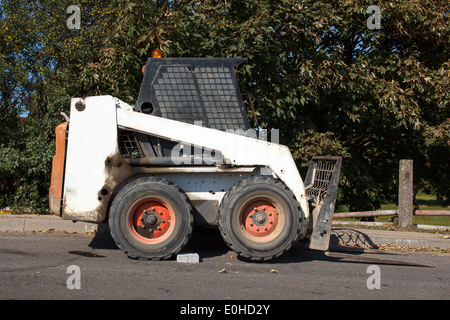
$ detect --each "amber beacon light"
[151,49,163,58]
[142,50,163,73]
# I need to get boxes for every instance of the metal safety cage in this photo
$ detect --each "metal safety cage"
[305,156,342,251]
[135,58,251,131]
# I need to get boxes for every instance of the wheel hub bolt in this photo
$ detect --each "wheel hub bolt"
[145,215,157,225]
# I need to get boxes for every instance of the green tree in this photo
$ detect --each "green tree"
[0,0,448,211]
[150,0,449,209]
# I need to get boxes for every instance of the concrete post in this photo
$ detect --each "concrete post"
[398,159,413,228]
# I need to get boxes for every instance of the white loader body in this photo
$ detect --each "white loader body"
[50,56,341,260]
[61,95,309,225]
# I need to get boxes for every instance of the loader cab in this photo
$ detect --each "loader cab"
[136,56,250,131]
[118,55,252,163]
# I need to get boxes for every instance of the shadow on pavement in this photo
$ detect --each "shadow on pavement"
[86,226,424,267]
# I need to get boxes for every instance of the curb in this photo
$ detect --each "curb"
[1,214,449,250]
[0,214,108,234]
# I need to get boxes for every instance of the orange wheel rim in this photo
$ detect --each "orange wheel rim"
[239,198,283,241]
[127,198,176,244]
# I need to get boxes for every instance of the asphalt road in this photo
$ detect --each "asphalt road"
[1,228,449,304]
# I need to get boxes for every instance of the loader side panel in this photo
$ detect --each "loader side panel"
[61,96,128,222]
[49,122,68,216]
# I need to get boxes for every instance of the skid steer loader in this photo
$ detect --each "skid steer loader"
[49,51,342,261]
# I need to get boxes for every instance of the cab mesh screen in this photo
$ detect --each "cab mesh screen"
[136,58,250,131]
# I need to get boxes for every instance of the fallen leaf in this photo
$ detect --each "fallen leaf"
[270,269,279,274]
[218,268,227,273]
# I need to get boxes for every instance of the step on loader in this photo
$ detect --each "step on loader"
[49,52,342,261]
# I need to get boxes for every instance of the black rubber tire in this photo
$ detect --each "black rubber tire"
[218,176,303,261]
[109,176,193,260]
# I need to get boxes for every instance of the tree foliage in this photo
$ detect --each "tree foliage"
[0,0,448,210]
